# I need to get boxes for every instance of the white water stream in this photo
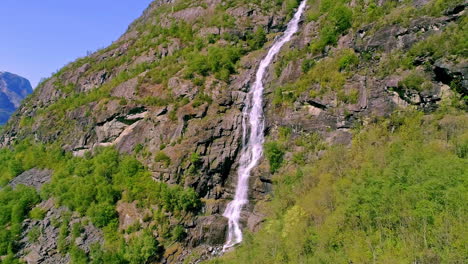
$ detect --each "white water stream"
[223,0,307,250]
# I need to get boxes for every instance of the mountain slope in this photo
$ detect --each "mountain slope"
[0,0,467,263]
[0,72,32,124]
[212,109,468,264]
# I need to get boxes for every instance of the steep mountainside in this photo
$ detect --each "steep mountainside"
[0,72,32,125]
[0,0,466,263]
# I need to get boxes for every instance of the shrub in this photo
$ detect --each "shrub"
[284,0,301,16]
[190,153,201,165]
[169,110,177,121]
[1,254,23,264]
[187,45,242,81]
[28,226,41,243]
[89,243,106,264]
[71,222,84,239]
[29,207,46,220]
[302,59,316,73]
[264,141,285,173]
[57,221,69,253]
[338,51,359,71]
[134,144,144,154]
[19,116,34,128]
[154,151,171,166]
[311,3,353,53]
[247,27,268,50]
[124,230,160,264]
[338,89,359,104]
[192,93,213,107]
[9,160,24,178]
[0,229,11,255]
[399,72,427,91]
[176,188,200,212]
[87,203,117,228]
[310,24,337,53]
[188,152,202,174]
[278,127,292,142]
[330,5,353,33]
[171,225,186,242]
[70,245,89,264]
[193,77,205,86]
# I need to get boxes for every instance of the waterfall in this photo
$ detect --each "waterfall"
[222,0,307,251]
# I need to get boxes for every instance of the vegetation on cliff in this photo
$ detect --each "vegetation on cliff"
[0,0,466,263]
[0,144,200,263]
[213,107,467,263]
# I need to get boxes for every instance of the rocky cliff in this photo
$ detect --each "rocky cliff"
[0,72,33,124]
[0,0,467,263]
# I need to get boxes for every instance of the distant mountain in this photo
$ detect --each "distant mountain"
[0,72,33,124]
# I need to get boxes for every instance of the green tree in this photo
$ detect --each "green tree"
[87,202,117,228]
[264,141,285,173]
[124,230,160,264]
[248,27,268,50]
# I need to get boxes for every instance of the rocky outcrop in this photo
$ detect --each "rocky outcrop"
[0,72,33,124]
[354,13,463,53]
[187,215,227,247]
[434,59,468,96]
[173,6,209,22]
[19,199,103,264]
[9,169,52,190]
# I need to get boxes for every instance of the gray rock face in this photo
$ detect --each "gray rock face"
[9,168,52,190]
[0,72,33,124]
[354,14,463,53]
[19,199,103,264]
[188,215,228,247]
[172,6,208,22]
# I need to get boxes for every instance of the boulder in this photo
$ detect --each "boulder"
[19,199,103,264]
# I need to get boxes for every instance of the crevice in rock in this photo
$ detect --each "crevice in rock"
[434,65,456,85]
[306,99,328,110]
[116,116,141,125]
[128,106,147,115]
[96,113,120,126]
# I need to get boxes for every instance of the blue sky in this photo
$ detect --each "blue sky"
[0,1,153,88]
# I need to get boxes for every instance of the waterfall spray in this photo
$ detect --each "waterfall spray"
[222,0,307,251]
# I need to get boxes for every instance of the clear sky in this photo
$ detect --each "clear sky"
[0,1,153,88]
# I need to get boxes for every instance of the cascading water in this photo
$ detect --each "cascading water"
[223,0,307,251]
